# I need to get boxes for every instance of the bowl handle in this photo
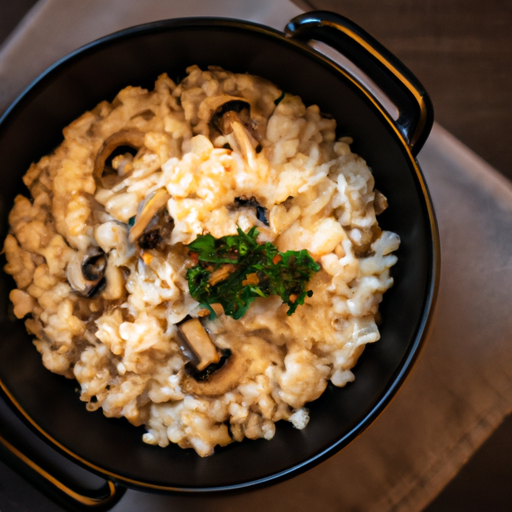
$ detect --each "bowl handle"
[0,429,125,511]
[285,11,434,156]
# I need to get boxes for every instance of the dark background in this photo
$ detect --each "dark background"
[1,0,512,510]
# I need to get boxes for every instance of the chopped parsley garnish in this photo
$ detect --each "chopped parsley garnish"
[186,227,320,320]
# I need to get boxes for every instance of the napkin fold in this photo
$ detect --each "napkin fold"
[1,1,512,511]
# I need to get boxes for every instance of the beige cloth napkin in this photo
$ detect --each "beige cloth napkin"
[1,1,512,511]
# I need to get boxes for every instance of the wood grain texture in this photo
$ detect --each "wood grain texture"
[294,0,512,181]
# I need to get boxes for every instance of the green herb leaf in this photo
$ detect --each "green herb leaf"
[186,227,320,319]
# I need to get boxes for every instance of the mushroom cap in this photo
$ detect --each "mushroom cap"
[178,318,220,371]
[66,247,107,297]
[181,349,249,397]
[129,189,171,244]
[94,128,146,182]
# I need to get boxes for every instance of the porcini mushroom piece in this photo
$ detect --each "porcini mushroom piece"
[66,247,107,297]
[230,121,258,166]
[200,95,252,124]
[129,189,171,243]
[178,318,220,371]
[94,129,146,182]
[101,259,125,301]
[207,97,267,144]
[233,196,269,226]
[182,349,248,397]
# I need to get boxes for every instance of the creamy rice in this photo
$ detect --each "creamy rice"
[3,65,399,457]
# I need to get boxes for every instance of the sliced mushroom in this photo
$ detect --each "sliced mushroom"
[101,259,126,301]
[137,227,165,251]
[207,97,266,144]
[94,129,146,183]
[201,95,251,127]
[216,109,248,137]
[234,196,269,226]
[177,318,220,371]
[182,348,248,397]
[66,247,107,297]
[229,120,260,167]
[129,189,171,243]
[136,209,174,252]
[211,101,250,133]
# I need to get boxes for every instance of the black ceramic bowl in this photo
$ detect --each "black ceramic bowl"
[0,11,439,508]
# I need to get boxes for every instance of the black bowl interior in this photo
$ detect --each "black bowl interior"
[0,18,437,491]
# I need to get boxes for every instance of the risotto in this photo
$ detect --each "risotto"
[2,65,399,457]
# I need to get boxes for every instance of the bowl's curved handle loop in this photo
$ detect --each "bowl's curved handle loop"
[285,11,434,156]
[0,431,125,511]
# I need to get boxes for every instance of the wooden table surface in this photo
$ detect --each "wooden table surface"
[297,0,512,182]
[1,1,511,510]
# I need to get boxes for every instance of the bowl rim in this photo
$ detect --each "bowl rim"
[0,15,440,492]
